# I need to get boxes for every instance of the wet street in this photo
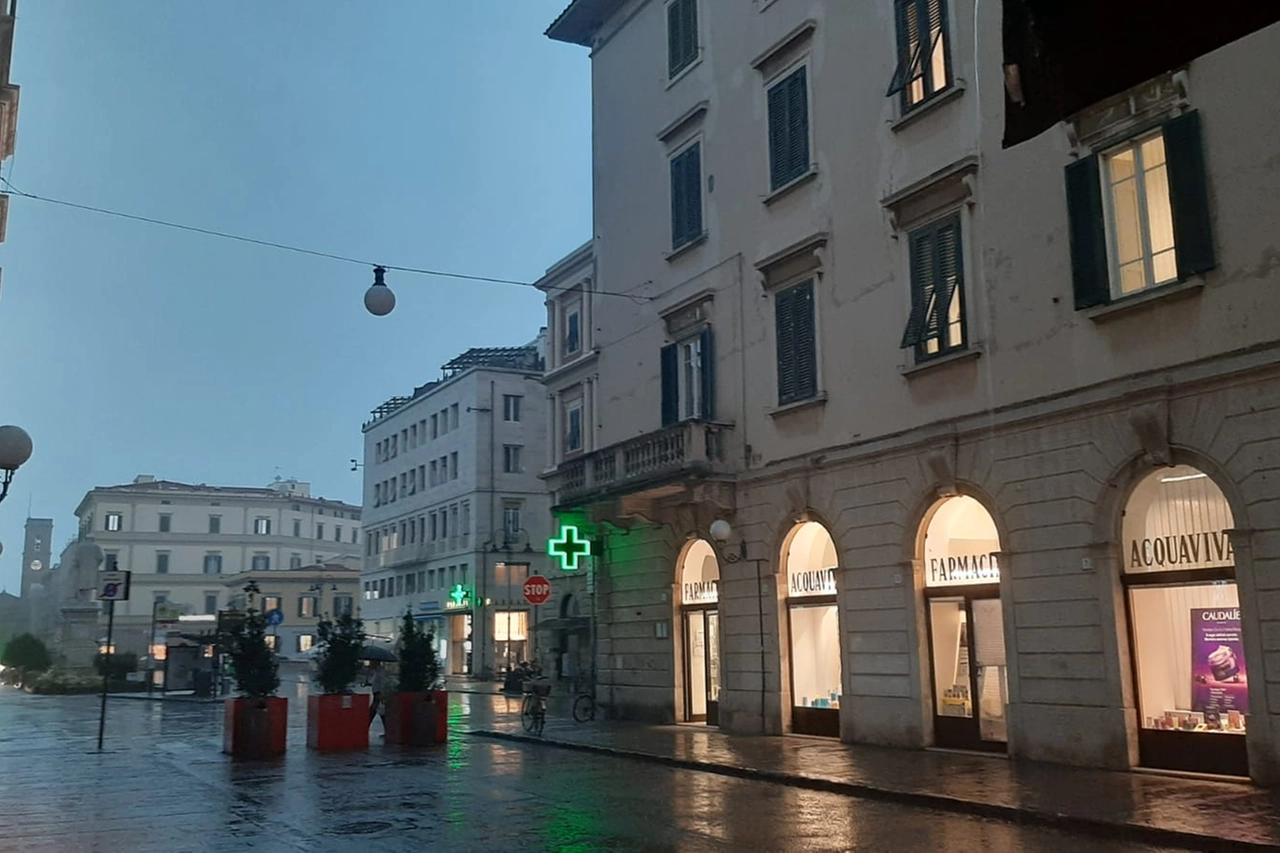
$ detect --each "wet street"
[0,686,1184,852]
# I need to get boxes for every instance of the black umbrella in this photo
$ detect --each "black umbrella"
[359,645,397,663]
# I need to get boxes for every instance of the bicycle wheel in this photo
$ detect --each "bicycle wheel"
[521,696,537,733]
[535,703,546,736]
[572,693,595,723]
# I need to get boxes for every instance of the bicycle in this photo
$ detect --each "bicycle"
[521,677,551,735]
[571,673,596,723]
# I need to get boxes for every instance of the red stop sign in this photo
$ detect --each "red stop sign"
[523,575,552,605]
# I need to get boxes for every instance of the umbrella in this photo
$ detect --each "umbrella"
[359,644,397,663]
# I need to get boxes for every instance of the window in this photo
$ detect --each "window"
[661,328,713,426]
[430,512,438,541]
[208,515,221,534]
[503,394,523,422]
[395,575,404,597]
[450,452,458,481]
[104,552,119,571]
[460,563,468,586]
[333,595,354,618]
[410,423,417,448]
[391,435,398,457]
[297,634,314,653]
[417,570,425,592]
[400,473,407,497]
[204,594,218,615]
[564,398,583,454]
[667,0,698,78]
[670,141,704,250]
[159,514,171,533]
[503,445,523,474]
[899,215,965,360]
[774,279,818,405]
[563,301,582,356]
[431,414,439,438]
[351,527,359,544]
[889,0,951,110]
[402,428,409,450]
[418,464,426,492]
[254,517,271,536]
[503,502,522,538]
[252,554,270,571]
[265,635,279,652]
[263,596,281,613]
[293,519,301,537]
[767,66,810,191]
[290,554,302,569]
[299,596,317,618]
[105,513,123,532]
[430,460,439,486]
[406,573,417,595]
[460,501,471,535]
[450,403,459,430]
[450,505,459,538]
[316,523,325,540]
[440,508,449,539]
[156,553,170,574]
[419,419,427,442]
[203,554,222,575]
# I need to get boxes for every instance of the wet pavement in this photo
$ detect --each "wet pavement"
[0,683,1252,852]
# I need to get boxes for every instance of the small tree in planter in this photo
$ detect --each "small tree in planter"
[307,613,370,751]
[1,633,52,687]
[221,611,287,759]
[385,610,447,745]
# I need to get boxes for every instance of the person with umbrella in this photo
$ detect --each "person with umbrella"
[361,644,397,731]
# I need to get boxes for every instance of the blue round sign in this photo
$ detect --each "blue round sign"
[265,608,284,627]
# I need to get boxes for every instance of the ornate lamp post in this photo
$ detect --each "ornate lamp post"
[0,425,33,504]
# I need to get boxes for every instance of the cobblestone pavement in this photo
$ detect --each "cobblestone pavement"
[0,685,1183,852]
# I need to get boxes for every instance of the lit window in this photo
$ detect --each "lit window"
[105,513,123,532]
[297,634,314,653]
[298,596,317,618]
[1103,132,1178,297]
[889,0,950,110]
[254,517,271,536]
[900,215,966,360]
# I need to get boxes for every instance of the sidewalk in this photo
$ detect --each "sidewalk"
[465,702,1280,852]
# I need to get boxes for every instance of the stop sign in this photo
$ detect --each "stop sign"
[523,574,552,605]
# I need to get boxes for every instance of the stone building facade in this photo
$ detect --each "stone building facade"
[543,0,1280,782]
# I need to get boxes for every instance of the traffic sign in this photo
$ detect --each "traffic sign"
[97,570,132,602]
[265,608,284,627]
[523,575,552,605]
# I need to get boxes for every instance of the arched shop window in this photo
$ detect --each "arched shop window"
[783,521,841,737]
[1122,465,1247,776]
[679,540,721,726]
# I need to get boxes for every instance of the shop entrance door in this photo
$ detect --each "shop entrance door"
[927,588,1007,752]
[683,608,720,726]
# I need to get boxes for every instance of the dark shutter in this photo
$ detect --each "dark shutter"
[934,217,962,345]
[667,0,684,78]
[767,79,789,190]
[1064,154,1111,309]
[670,150,687,248]
[660,344,679,427]
[901,228,935,348]
[788,67,810,183]
[793,280,817,401]
[682,0,698,69]
[685,143,703,242]
[887,0,913,96]
[1164,110,1215,278]
[699,326,715,420]
[775,285,797,404]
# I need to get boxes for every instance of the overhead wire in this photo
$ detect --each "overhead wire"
[0,177,653,302]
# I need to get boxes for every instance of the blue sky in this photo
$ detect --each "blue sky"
[0,1,591,591]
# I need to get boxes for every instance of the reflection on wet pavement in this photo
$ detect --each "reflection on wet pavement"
[0,686,1197,851]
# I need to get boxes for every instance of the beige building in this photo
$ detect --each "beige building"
[544,1,1280,782]
[71,476,361,655]
[0,0,20,265]
[223,563,359,659]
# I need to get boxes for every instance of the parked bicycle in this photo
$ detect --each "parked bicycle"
[521,674,552,735]
[571,672,596,723]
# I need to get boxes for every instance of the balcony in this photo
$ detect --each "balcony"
[547,420,731,506]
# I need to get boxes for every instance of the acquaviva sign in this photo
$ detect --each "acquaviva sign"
[1129,530,1233,570]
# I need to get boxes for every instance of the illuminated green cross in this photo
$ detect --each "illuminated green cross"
[449,584,467,606]
[548,524,591,572]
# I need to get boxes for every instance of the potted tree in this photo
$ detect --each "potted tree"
[221,611,286,758]
[1,633,52,688]
[384,610,447,745]
[307,613,369,751]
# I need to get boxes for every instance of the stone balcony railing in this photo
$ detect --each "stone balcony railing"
[547,420,731,506]
[369,533,471,570]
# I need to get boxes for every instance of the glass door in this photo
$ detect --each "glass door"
[706,611,721,727]
[928,592,1006,752]
[685,611,707,721]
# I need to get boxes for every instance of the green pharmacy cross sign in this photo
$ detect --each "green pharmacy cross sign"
[448,584,468,607]
[548,524,591,572]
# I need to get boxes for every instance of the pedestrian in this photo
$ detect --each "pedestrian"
[368,661,388,730]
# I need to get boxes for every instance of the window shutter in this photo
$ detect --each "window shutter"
[767,80,789,190]
[793,280,818,400]
[1064,155,1111,309]
[775,285,797,404]
[681,0,698,69]
[1164,110,1215,278]
[787,68,810,182]
[934,218,962,338]
[667,0,684,78]
[670,150,688,248]
[686,144,703,242]
[901,228,935,348]
[887,0,913,96]
[699,326,715,420]
[660,344,679,427]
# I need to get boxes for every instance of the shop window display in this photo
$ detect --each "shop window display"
[783,521,841,736]
[790,603,841,709]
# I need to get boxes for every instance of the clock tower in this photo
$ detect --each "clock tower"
[21,517,53,600]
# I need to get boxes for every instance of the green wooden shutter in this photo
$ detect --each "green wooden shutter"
[686,143,703,242]
[667,1,684,78]
[1164,110,1216,278]
[793,280,818,400]
[660,344,679,427]
[788,67,810,183]
[934,217,963,347]
[1065,155,1111,309]
[699,326,715,420]
[887,0,914,96]
[768,80,789,190]
[670,149,688,248]
[682,0,698,70]
[775,285,797,404]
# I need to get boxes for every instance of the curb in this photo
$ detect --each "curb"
[112,694,222,705]
[467,729,1273,853]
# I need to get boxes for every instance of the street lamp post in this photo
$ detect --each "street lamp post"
[710,520,770,733]
[0,425,33,504]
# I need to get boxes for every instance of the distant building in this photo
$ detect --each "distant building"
[360,339,560,678]
[71,476,361,656]
[0,0,21,277]
[223,563,360,661]
[19,517,53,634]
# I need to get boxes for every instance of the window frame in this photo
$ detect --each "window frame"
[669,137,705,251]
[773,278,820,406]
[158,514,171,533]
[666,0,700,80]
[503,394,523,422]
[254,517,271,536]
[503,444,523,474]
[563,300,582,357]
[765,62,812,192]
[298,595,318,618]
[564,397,584,455]
[203,553,222,575]
[105,512,123,532]
[900,212,968,362]
[1099,129,1179,299]
[888,0,953,112]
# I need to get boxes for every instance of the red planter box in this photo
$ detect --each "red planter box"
[306,693,371,751]
[223,697,287,759]
[384,690,449,745]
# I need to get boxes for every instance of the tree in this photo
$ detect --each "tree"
[1,633,52,684]
[396,609,440,693]
[315,613,365,694]
[221,612,279,699]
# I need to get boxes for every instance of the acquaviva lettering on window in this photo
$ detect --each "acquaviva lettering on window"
[1129,530,1233,570]
[927,552,1000,587]
[682,580,719,605]
[789,568,836,598]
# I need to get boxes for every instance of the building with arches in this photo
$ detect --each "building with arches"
[541,1,1280,782]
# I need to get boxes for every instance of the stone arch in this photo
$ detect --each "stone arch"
[903,481,1009,567]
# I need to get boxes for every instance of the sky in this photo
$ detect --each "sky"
[0,1,592,592]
